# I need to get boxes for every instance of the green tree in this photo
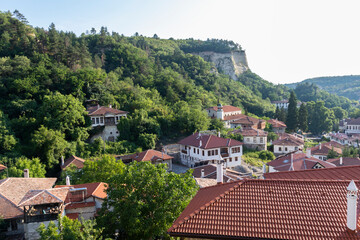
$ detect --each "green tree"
[327,147,339,159]
[32,126,68,170]
[209,118,225,132]
[0,157,46,178]
[286,91,298,132]
[298,103,308,132]
[37,215,104,240]
[98,162,198,239]
[137,133,157,149]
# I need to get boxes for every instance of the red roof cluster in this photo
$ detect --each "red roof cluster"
[231,115,264,126]
[87,106,127,116]
[168,179,360,239]
[178,133,243,149]
[347,118,360,125]
[207,105,241,113]
[267,151,336,172]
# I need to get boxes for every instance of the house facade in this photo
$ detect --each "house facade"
[231,128,267,150]
[87,101,128,142]
[229,116,266,130]
[310,141,343,161]
[345,118,360,134]
[178,133,243,168]
[267,119,286,133]
[272,134,304,156]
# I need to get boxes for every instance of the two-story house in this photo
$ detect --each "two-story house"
[178,133,243,168]
[86,101,128,142]
[345,118,360,134]
[267,119,287,133]
[230,127,267,150]
[272,133,304,156]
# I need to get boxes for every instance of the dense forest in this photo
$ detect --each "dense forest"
[0,10,357,177]
[286,75,360,101]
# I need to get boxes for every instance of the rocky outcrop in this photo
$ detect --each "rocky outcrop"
[192,50,249,80]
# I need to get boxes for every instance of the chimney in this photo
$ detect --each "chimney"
[340,157,343,165]
[216,159,224,184]
[347,180,358,231]
[319,144,322,150]
[306,148,311,158]
[289,154,294,171]
[262,164,266,174]
[23,169,29,178]
[218,131,221,137]
[61,156,64,166]
[66,176,71,186]
[109,104,112,108]
[201,169,205,178]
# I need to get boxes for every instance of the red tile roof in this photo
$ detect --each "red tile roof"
[311,141,343,156]
[55,182,107,200]
[168,179,360,239]
[178,133,243,149]
[267,151,336,171]
[347,118,360,125]
[272,133,304,146]
[119,149,173,163]
[65,201,96,210]
[88,106,127,116]
[267,119,287,128]
[0,178,57,219]
[61,155,85,170]
[231,115,264,125]
[222,114,246,121]
[18,188,69,206]
[264,165,360,180]
[206,105,241,113]
[328,157,360,167]
[0,164,6,171]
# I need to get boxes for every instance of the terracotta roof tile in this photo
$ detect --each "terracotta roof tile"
[55,182,107,200]
[18,188,69,206]
[231,127,267,137]
[61,155,85,170]
[264,165,360,180]
[311,141,343,156]
[178,133,243,149]
[88,106,127,116]
[206,105,242,113]
[328,157,360,167]
[119,149,173,162]
[231,115,264,125]
[267,119,287,128]
[273,134,304,146]
[168,179,360,239]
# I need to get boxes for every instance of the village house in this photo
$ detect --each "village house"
[178,133,243,168]
[310,141,343,161]
[86,100,128,142]
[329,132,360,148]
[229,115,266,129]
[267,119,287,133]
[168,176,360,239]
[0,173,68,240]
[231,127,267,150]
[339,118,351,132]
[272,133,304,156]
[271,100,302,109]
[55,180,107,221]
[61,155,86,170]
[192,163,243,186]
[266,150,336,173]
[117,149,173,171]
[345,117,360,134]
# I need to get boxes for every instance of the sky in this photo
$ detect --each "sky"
[1,0,360,84]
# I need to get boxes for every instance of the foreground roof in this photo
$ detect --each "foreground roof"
[0,178,57,219]
[168,179,360,239]
[267,151,336,171]
[264,164,360,180]
[178,133,243,149]
[61,155,85,170]
[206,105,241,113]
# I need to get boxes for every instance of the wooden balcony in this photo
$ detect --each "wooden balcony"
[221,153,229,157]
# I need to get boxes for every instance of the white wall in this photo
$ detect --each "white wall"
[273,145,302,155]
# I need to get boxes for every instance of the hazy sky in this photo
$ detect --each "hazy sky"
[1,0,360,84]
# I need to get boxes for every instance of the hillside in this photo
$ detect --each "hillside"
[286,75,360,101]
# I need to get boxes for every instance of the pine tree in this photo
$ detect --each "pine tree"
[298,103,308,132]
[286,91,298,132]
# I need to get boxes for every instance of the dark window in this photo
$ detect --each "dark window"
[197,149,199,154]
[193,148,196,153]
[202,150,204,156]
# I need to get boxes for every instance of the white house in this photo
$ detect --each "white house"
[178,133,243,168]
[272,134,304,156]
[206,104,246,128]
[231,128,267,150]
[87,103,128,142]
[345,118,360,134]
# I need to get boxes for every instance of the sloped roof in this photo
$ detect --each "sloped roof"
[206,105,241,113]
[267,151,336,172]
[119,149,173,162]
[273,133,304,146]
[264,165,360,180]
[328,157,360,167]
[61,155,85,170]
[55,182,107,200]
[222,114,247,121]
[0,178,57,219]
[311,142,343,156]
[194,178,217,188]
[347,117,360,125]
[88,106,127,116]
[168,179,360,239]
[18,188,69,206]
[0,164,6,171]
[178,133,243,149]
[267,119,287,128]
[231,127,267,137]
[231,115,264,125]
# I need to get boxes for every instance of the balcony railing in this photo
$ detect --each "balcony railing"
[25,214,58,223]
[221,153,229,157]
[181,150,187,154]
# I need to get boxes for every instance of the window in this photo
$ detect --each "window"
[232,147,241,154]
[279,147,282,151]
[246,138,250,142]
[285,147,288,151]
[229,158,232,162]
[96,118,99,124]
[212,150,215,155]
[91,118,95,124]
[193,148,196,153]
[110,132,112,134]
[253,138,257,143]
[235,157,238,161]
[215,150,218,155]
[260,138,264,143]
[197,149,199,154]
[116,131,119,134]
[202,150,204,156]
[100,117,104,124]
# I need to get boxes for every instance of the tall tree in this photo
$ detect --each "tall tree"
[298,103,308,132]
[98,162,198,239]
[286,91,298,132]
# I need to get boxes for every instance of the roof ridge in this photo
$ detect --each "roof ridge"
[46,189,65,202]
[204,135,210,149]
[169,181,244,232]
[90,182,102,196]
[18,190,43,206]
